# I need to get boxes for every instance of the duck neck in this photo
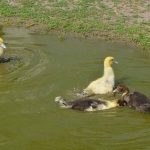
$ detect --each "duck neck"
[103,65,113,77]
[122,89,130,100]
[0,47,4,57]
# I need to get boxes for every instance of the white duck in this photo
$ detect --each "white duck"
[83,56,117,95]
[0,37,6,57]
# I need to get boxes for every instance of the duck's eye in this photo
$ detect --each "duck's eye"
[110,58,114,62]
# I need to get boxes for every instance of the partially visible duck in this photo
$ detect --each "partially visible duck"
[0,37,6,57]
[55,96,119,111]
[0,37,18,63]
[83,56,117,95]
[113,85,150,113]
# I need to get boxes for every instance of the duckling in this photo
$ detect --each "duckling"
[0,37,17,63]
[0,37,6,57]
[83,56,117,95]
[55,96,119,111]
[113,85,150,113]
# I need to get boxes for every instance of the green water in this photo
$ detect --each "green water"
[0,27,150,150]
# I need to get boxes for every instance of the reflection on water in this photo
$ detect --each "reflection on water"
[0,27,150,150]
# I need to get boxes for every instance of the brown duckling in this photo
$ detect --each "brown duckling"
[113,85,150,113]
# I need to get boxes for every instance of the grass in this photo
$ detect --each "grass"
[0,0,150,49]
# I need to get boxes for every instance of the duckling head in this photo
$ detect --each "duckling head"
[113,85,130,96]
[104,56,115,68]
[0,37,6,56]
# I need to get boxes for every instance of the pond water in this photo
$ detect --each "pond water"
[0,27,150,150]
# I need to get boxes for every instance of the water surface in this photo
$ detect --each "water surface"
[0,27,150,150]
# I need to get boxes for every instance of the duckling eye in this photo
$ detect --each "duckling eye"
[109,59,113,63]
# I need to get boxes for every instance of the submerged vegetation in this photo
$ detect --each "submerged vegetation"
[0,0,150,49]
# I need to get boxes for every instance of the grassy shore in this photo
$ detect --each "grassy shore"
[0,0,150,49]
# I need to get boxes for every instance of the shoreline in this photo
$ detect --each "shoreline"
[0,17,140,49]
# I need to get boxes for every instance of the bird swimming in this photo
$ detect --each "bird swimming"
[55,96,120,112]
[113,85,150,113]
[83,56,118,95]
[0,37,19,63]
[0,37,6,57]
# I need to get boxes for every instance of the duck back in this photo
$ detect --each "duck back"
[128,92,150,107]
[71,99,107,111]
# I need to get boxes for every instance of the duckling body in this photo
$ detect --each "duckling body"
[55,96,118,111]
[0,47,4,57]
[0,37,10,63]
[0,37,6,57]
[83,56,116,95]
[124,91,150,112]
[0,37,19,63]
[113,85,150,113]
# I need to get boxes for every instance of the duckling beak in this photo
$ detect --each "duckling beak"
[112,88,119,96]
[114,60,118,64]
[113,88,119,93]
[0,43,6,49]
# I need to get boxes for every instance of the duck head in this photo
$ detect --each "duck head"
[0,37,6,49]
[113,85,130,97]
[104,56,118,68]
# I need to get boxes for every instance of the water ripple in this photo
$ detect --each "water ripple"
[2,42,49,83]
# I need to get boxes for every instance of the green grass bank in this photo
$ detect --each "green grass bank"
[0,0,150,49]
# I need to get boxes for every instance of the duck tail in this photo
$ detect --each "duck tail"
[54,96,69,108]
